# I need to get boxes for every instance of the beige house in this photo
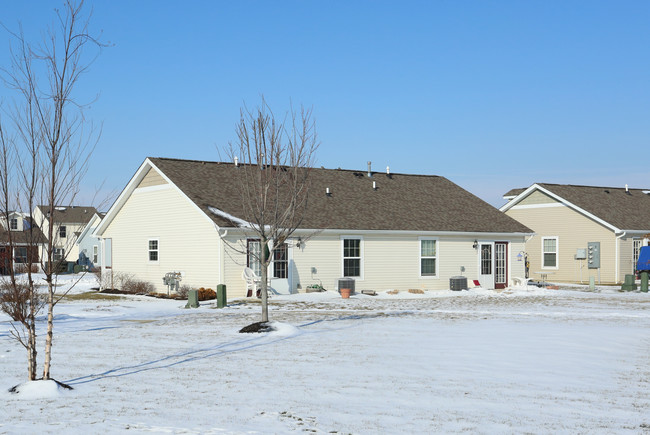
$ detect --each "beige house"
[33,205,97,263]
[501,183,650,285]
[94,158,533,297]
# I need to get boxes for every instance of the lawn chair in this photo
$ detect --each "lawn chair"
[242,267,261,298]
[472,279,482,288]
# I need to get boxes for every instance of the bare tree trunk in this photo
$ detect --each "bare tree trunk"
[260,237,269,322]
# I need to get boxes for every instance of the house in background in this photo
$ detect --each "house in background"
[501,183,650,284]
[76,212,104,269]
[0,212,47,274]
[33,205,98,264]
[94,157,533,297]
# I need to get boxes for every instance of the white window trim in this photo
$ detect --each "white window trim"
[93,245,99,264]
[148,239,159,263]
[59,225,67,239]
[9,218,18,231]
[541,236,559,270]
[341,236,364,280]
[419,237,439,279]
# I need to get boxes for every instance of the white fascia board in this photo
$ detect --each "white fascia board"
[78,213,101,244]
[223,227,534,238]
[94,159,153,236]
[500,184,620,233]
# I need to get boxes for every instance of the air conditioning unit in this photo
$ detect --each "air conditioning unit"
[338,278,355,293]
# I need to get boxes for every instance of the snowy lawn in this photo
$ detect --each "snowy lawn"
[1,276,649,433]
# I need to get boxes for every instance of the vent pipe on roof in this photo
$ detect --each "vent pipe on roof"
[373,181,377,190]
[625,184,629,193]
[326,187,331,196]
[386,166,390,175]
[234,156,239,167]
[367,161,372,177]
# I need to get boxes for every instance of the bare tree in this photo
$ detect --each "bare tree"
[0,0,104,382]
[224,98,319,323]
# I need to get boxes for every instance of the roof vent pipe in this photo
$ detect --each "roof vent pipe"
[326,187,331,196]
[367,161,372,177]
[625,184,629,193]
[386,166,390,175]
[234,156,239,167]
[373,181,377,190]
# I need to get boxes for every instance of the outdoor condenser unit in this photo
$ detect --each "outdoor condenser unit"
[338,278,355,293]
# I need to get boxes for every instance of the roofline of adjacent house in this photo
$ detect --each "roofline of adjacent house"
[76,213,102,245]
[499,183,621,233]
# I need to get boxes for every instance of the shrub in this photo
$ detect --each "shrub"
[177,284,191,299]
[197,287,216,301]
[121,279,155,295]
[15,263,40,274]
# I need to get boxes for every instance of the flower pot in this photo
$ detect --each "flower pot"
[340,288,352,299]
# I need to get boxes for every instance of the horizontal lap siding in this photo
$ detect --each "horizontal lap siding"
[103,185,220,292]
[507,205,617,283]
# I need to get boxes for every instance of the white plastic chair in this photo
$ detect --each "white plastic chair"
[242,267,262,298]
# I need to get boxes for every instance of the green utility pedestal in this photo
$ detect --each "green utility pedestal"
[641,272,648,293]
[185,290,199,308]
[217,284,227,308]
[621,274,637,291]
[589,276,595,291]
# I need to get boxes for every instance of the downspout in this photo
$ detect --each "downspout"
[615,231,626,284]
[215,224,228,285]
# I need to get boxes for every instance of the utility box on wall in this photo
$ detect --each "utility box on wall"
[587,242,600,269]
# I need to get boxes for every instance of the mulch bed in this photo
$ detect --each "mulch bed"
[239,321,274,333]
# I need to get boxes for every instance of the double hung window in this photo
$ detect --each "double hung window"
[420,239,437,277]
[342,238,362,277]
[542,237,558,268]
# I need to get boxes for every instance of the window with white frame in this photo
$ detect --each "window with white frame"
[93,245,99,264]
[59,226,67,238]
[148,239,159,262]
[247,239,262,277]
[342,237,362,277]
[53,248,64,262]
[542,237,558,268]
[633,239,642,272]
[10,218,18,230]
[420,238,437,277]
[14,247,27,263]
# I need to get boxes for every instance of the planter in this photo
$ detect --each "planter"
[340,288,352,299]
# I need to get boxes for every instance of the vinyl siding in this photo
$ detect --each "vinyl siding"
[519,190,559,206]
[507,204,618,283]
[102,183,220,292]
[138,168,168,188]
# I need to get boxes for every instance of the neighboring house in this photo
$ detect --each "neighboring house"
[0,212,47,274]
[33,205,98,264]
[76,212,105,269]
[501,183,650,284]
[94,157,533,297]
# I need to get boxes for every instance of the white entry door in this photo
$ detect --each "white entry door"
[269,242,292,294]
[478,242,495,289]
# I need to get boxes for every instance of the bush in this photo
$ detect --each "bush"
[15,263,40,274]
[121,279,155,295]
[197,287,216,301]
[177,284,191,299]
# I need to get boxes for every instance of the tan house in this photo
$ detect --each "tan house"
[94,157,533,297]
[501,183,650,285]
[33,205,98,263]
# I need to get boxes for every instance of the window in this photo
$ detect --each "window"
[542,237,558,268]
[633,239,642,272]
[342,237,362,277]
[148,239,159,262]
[93,245,99,264]
[420,239,437,277]
[273,243,288,279]
[59,226,67,238]
[14,247,27,263]
[53,248,64,262]
[247,239,262,277]
[10,218,18,230]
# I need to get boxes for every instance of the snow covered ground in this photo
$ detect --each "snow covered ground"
[1,274,649,433]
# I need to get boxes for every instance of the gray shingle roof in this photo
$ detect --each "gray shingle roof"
[507,183,650,231]
[37,206,98,224]
[149,158,532,234]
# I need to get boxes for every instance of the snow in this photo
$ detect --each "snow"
[1,274,650,433]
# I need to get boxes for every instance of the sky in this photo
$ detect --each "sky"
[0,0,648,209]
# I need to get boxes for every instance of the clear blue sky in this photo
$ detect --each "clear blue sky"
[1,1,649,208]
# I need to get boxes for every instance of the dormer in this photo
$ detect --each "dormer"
[2,212,25,232]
